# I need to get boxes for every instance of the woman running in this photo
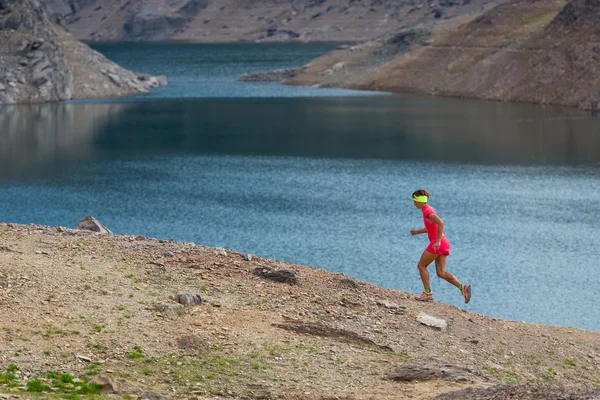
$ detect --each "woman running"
[410,189,471,303]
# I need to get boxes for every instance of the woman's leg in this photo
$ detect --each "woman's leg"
[435,255,462,289]
[418,250,438,292]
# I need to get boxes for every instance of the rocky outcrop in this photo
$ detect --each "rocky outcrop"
[284,0,600,111]
[237,68,299,82]
[56,0,503,43]
[0,0,166,105]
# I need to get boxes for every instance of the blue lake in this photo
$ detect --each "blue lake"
[1,43,599,330]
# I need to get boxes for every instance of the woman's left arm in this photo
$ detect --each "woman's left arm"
[428,214,444,250]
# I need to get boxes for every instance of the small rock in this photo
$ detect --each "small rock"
[416,312,448,332]
[377,300,402,310]
[215,248,227,257]
[243,253,253,261]
[19,59,28,66]
[253,267,298,285]
[488,362,505,371]
[76,354,91,362]
[164,250,174,257]
[91,374,116,394]
[332,62,345,71]
[31,38,45,49]
[176,294,202,306]
[0,83,5,91]
[107,73,121,87]
[154,304,183,319]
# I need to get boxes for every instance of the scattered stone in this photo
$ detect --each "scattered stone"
[76,216,113,234]
[332,62,345,71]
[416,312,448,332]
[91,374,116,394]
[0,83,5,91]
[164,250,174,257]
[176,294,202,306]
[387,361,483,383]
[377,300,403,310]
[76,354,91,362]
[107,73,121,87]
[488,362,505,371]
[215,248,227,257]
[31,38,45,49]
[154,304,183,319]
[243,253,253,261]
[253,267,298,285]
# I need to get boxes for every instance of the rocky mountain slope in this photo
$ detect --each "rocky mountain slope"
[1,220,600,400]
[0,0,166,105]
[44,0,504,43]
[277,0,600,111]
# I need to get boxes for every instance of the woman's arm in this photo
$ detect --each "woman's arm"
[410,228,427,236]
[428,214,445,249]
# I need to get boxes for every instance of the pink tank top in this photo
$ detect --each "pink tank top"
[422,204,442,243]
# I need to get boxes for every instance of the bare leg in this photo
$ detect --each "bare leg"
[417,250,438,292]
[435,255,462,289]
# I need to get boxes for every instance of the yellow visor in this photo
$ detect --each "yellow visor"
[413,195,428,203]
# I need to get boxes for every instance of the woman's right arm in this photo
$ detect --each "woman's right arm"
[410,228,427,236]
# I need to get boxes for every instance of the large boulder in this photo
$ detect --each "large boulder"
[76,216,113,234]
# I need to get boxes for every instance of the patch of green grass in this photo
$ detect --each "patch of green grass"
[484,367,521,385]
[76,241,90,247]
[27,379,50,392]
[42,328,70,339]
[564,359,576,367]
[295,343,316,354]
[7,364,18,372]
[0,372,17,385]
[127,345,144,359]
[93,325,105,333]
[114,305,127,311]
[60,373,75,383]
[543,367,558,383]
[43,350,52,356]
[142,368,152,375]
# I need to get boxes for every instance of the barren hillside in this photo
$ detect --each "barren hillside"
[279,0,600,111]
[1,221,600,399]
[43,0,504,43]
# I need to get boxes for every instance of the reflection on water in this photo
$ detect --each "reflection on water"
[0,103,128,178]
[2,95,598,180]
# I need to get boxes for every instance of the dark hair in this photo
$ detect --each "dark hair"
[412,189,430,199]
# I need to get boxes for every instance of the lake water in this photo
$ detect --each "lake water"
[1,44,600,331]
